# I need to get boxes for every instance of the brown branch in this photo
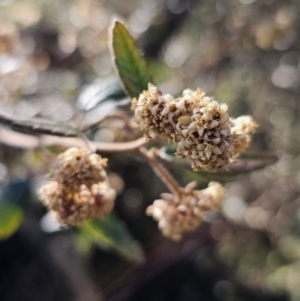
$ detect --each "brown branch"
[137,147,182,196]
[0,126,147,153]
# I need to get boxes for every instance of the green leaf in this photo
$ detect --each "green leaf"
[0,178,32,240]
[112,21,152,98]
[0,203,24,240]
[75,226,95,256]
[79,214,144,261]
[0,113,79,137]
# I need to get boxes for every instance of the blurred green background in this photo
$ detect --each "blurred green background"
[0,0,300,300]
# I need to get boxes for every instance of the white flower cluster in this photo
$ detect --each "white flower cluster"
[39,148,116,225]
[40,181,115,225]
[49,147,108,189]
[146,181,226,241]
[132,84,257,170]
[132,84,176,140]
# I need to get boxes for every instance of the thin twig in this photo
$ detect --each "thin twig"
[137,147,182,196]
[0,126,147,153]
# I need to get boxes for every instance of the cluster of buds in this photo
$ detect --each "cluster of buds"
[146,181,226,240]
[38,84,256,239]
[132,84,257,170]
[39,148,116,225]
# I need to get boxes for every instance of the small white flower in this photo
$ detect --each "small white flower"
[146,181,226,241]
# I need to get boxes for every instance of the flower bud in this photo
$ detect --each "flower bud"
[49,147,108,190]
[39,147,116,226]
[40,181,116,226]
[146,181,226,240]
[132,84,176,140]
[133,84,258,171]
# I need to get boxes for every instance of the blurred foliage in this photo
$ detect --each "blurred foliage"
[0,179,31,240]
[77,77,125,112]
[77,214,143,261]
[0,203,23,240]
[159,146,278,182]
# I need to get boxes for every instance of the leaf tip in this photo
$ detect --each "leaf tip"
[110,17,126,33]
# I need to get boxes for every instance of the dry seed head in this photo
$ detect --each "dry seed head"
[172,89,235,170]
[132,83,176,140]
[39,181,116,226]
[39,147,115,225]
[133,85,257,171]
[231,116,258,154]
[197,181,226,211]
[146,181,226,240]
[49,147,108,190]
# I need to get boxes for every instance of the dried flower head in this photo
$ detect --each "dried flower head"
[39,181,116,226]
[132,84,176,140]
[172,89,235,170]
[39,147,116,226]
[133,85,258,171]
[146,181,226,240]
[231,116,258,154]
[49,147,108,190]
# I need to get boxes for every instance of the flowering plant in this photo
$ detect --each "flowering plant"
[36,22,261,241]
[0,21,273,248]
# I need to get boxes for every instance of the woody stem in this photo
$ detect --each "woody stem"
[137,147,182,196]
[0,126,148,152]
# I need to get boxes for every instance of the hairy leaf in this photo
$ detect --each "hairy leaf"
[112,21,152,98]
